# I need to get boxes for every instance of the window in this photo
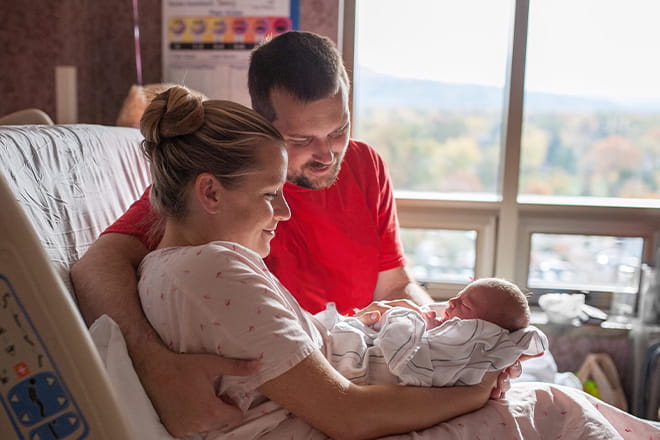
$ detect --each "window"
[402,228,476,284]
[347,0,659,306]
[521,0,660,202]
[528,233,644,293]
[353,0,512,197]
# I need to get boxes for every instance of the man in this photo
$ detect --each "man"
[250,31,433,314]
[71,31,432,436]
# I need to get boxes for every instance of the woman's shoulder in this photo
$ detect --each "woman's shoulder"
[203,241,268,272]
[141,241,267,278]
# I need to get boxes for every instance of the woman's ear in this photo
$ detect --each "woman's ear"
[193,173,223,214]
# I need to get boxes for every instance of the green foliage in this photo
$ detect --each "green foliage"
[355,107,660,199]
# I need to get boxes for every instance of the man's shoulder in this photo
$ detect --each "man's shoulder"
[347,138,379,155]
[344,138,384,168]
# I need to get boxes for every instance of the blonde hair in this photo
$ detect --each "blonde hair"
[140,86,284,219]
[116,83,208,128]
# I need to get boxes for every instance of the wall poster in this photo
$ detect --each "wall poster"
[163,0,299,106]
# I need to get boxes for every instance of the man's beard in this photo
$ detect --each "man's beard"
[288,156,343,190]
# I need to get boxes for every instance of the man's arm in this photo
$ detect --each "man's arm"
[72,233,148,327]
[71,233,254,437]
[372,265,433,305]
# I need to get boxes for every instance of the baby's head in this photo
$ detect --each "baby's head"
[444,278,530,331]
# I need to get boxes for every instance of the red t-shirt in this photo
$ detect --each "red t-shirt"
[103,139,406,314]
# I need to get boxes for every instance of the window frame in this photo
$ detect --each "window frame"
[343,0,660,304]
[396,197,498,299]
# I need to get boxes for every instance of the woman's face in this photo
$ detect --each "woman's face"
[214,141,290,257]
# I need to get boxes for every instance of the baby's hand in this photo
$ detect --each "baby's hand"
[355,299,426,326]
[423,310,443,329]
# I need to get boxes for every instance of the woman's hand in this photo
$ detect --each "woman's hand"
[475,370,502,403]
[490,353,545,399]
[490,360,523,399]
[354,299,432,326]
[491,352,546,399]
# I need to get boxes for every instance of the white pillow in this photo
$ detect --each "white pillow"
[89,315,178,440]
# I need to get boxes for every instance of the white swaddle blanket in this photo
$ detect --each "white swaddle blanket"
[315,304,548,387]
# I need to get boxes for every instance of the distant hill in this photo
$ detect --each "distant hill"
[354,67,660,113]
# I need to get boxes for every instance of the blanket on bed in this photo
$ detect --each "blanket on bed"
[384,383,660,440]
[91,315,659,440]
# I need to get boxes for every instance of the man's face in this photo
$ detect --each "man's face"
[269,85,350,190]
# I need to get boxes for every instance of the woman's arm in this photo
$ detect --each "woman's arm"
[71,233,255,437]
[259,350,496,440]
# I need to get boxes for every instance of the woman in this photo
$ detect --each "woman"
[137,86,498,439]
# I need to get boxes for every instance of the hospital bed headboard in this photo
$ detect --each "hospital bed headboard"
[0,165,135,438]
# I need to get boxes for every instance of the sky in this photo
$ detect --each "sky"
[356,0,660,101]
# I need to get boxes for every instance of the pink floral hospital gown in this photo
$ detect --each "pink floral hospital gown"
[138,241,660,440]
[139,241,329,439]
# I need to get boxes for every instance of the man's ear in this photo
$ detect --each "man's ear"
[194,173,223,214]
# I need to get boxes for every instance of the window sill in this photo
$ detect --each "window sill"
[531,308,631,338]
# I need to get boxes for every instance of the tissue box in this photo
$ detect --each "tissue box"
[539,293,585,325]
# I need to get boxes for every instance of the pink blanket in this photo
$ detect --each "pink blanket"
[383,383,660,440]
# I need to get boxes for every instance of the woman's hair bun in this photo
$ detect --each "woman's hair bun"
[140,85,205,145]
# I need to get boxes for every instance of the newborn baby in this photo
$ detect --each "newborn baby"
[427,277,530,331]
[316,278,546,387]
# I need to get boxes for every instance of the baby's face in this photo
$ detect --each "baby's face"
[444,285,491,321]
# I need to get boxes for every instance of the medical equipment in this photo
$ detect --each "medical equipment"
[0,174,135,439]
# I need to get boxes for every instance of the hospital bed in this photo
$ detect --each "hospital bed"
[1,124,658,439]
[0,124,148,438]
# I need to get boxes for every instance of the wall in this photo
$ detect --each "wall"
[0,0,339,125]
[541,326,634,405]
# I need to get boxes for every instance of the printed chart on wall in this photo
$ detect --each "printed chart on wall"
[163,0,299,106]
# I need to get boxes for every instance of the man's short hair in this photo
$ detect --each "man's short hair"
[248,31,350,121]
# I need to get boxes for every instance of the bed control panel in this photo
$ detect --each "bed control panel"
[0,275,88,440]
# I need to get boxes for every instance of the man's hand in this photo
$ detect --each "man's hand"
[134,349,259,437]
